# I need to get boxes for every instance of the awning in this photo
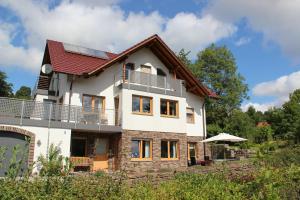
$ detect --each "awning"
[201,133,247,143]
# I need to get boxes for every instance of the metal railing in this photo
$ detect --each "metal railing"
[114,69,185,97]
[0,97,121,127]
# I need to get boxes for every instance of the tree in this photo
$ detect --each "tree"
[246,106,265,124]
[191,44,249,128]
[0,71,13,97]
[224,109,256,139]
[281,89,300,143]
[254,126,273,144]
[15,86,31,100]
[177,49,192,67]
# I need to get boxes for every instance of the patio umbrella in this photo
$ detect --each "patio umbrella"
[201,133,247,143]
[201,133,247,160]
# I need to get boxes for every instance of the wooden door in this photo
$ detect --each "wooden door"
[93,138,109,171]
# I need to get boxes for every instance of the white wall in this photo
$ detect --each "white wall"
[0,124,71,172]
[186,93,205,137]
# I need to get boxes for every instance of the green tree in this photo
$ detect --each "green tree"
[191,44,249,128]
[281,89,300,143]
[0,71,13,97]
[264,107,284,137]
[246,106,265,124]
[177,49,192,67]
[224,109,256,139]
[15,86,31,100]
[254,126,273,144]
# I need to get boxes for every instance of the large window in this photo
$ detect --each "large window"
[131,139,152,160]
[132,95,153,115]
[160,99,179,117]
[186,107,195,123]
[82,94,105,112]
[161,140,178,160]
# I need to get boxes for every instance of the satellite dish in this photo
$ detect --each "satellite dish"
[41,64,53,74]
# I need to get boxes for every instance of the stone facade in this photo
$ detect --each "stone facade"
[118,130,188,173]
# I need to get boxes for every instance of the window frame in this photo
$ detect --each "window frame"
[132,95,153,116]
[131,139,153,161]
[160,99,179,118]
[82,94,105,113]
[186,107,195,124]
[161,140,179,160]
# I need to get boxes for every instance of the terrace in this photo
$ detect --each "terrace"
[0,97,121,132]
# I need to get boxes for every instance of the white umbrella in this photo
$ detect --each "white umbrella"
[201,133,247,143]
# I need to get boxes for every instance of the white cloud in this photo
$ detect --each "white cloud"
[0,0,236,71]
[235,37,251,46]
[242,71,300,112]
[206,0,300,64]
[241,102,277,113]
[0,22,42,71]
[253,71,300,97]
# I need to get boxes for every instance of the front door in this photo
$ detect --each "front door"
[93,138,109,171]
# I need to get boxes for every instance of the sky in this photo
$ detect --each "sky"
[0,0,300,112]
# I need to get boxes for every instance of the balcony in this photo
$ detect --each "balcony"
[114,70,186,97]
[0,97,121,132]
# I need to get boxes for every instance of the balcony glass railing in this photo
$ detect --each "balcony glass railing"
[0,97,121,127]
[114,69,185,97]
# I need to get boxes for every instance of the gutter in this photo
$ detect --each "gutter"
[202,99,207,160]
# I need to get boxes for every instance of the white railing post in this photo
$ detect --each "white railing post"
[20,100,25,125]
[48,103,52,128]
[128,70,131,90]
[99,109,101,131]
[164,77,167,95]
[180,80,183,97]
[147,74,150,92]
[75,107,78,129]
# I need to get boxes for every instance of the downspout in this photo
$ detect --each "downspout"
[202,100,207,160]
[68,75,75,122]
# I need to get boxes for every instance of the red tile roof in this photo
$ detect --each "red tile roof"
[45,35,217,98]
[47,40,118,75]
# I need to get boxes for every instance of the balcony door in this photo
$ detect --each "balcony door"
[93,138,109,171]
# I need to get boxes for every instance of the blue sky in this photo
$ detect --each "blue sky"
[0,0,300,112]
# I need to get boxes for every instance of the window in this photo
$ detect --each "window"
[160,99,179,117]
[161,140,178,160]
[140,65,151,74]
[186,107,195,123]
[132,95,153,115]
[131,139,152,160]
[125,63,134,80]
[157,68,166,77]
[82,94,105,112]
[188,143,196,160]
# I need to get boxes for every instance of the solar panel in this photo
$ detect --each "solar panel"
[63,43,109,59]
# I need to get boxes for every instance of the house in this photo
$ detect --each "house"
[0,34,215,175]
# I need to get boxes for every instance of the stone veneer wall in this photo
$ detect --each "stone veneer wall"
[119,130,188,173]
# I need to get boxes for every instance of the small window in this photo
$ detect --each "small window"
[82,94,105,112]
[141,65,151,74]
[160,99,179,117]
[132,95,153,115]
[188,143,196,160]
[161,140,178,160]
[186,107,195,123]
[131,139,152,160]
[157,68,166,77]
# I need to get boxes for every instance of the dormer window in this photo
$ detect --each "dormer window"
[140,65,151,74]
